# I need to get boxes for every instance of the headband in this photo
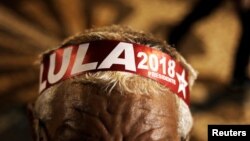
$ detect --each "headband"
[39,40,190,105]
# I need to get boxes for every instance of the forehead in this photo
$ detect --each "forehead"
[46,81,180,140]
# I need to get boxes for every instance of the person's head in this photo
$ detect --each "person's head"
[31,25,197,141]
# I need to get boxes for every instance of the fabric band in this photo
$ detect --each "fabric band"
[39,40,190,104]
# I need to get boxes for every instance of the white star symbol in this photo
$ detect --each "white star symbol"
[176,70,188,98]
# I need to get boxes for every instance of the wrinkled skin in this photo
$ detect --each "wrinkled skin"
[42,81,180,141]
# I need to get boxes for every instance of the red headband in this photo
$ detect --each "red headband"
[39,40,190,105]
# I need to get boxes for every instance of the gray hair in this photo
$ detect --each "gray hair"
[35,25,197,139]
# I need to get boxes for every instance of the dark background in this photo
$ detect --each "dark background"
[0,0,249,141]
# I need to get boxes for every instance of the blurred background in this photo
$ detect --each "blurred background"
[0,0,249,141]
